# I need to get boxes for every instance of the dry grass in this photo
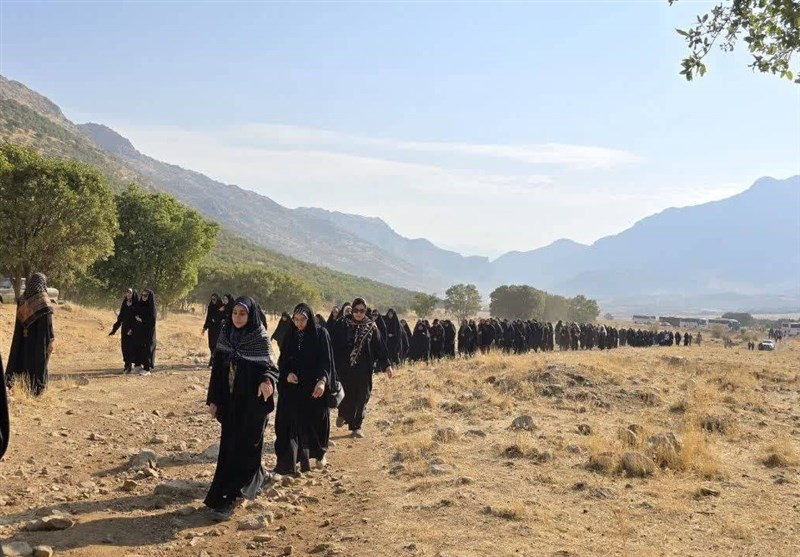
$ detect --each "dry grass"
[762,435,800,468]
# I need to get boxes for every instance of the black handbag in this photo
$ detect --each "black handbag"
[328,379,345,409]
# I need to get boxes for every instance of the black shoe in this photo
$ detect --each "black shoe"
[211,504,234,521]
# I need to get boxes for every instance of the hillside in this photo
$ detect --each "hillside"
[1,305,798,556]
[2,74,798,313]
[0,77,418,309]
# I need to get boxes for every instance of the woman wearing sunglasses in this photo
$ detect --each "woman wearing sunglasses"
[331,297,393,439]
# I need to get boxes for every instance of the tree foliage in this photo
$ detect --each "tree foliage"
[444,283,482,321]
[190,263,321,316]
[94,185,219,316]
[568,295,601,323]
[721,311,754,326]
[410,293,440,319]
[670,0,800,83]
[489,285,545,320]
[0,144,118,295]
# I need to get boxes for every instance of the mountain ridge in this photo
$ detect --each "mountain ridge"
[2,74,798,312]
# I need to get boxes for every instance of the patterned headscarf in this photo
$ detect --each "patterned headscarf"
[347,315,376,367]
[216,296,277,368]
[17,272,53,329]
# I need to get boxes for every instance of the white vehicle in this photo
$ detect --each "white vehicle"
[632,314,658,325]
[0,278,60,304]
[758,340,775,351]
[780,322,800,338]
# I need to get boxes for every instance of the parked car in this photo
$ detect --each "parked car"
[0,278,60,304]
[758,340,775,351]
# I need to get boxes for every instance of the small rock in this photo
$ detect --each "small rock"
[2,541,33,556]
[237,517,267,531]
[88,432,106,442]
[283,546,294,556]
[253,534,273,542]
[622,451,656,477]
[129,449,158,470]
[153,479,203,499]
[577,424,592,435]
[150,434,169,444]
[121,480,138,492]
[26,515,75,531]
[511,415,536,431]
[202,444,220,459]
[32,546,54,557]
[697,487,720,497]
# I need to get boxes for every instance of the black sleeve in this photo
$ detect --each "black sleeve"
[207,357,226,406]
[371,326,391,372]
[0,354,8,460]
[47,313,55,341]
[111,305,124,334]
[317,328,333,384]
[202,306,212,331]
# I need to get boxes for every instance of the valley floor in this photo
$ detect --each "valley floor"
[0,305,798,557]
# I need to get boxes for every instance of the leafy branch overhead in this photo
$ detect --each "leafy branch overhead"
[670,0,800,83]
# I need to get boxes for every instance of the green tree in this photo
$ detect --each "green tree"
[543,294,570,322]
[721,311,754,327]
[410,293,440,319]
[567,295,600,322]
[95,186,219,317]
[444,283,482,321]
[670,0,800,83]
[0,144,118,296]
[263,271,321,315]
[489,285,545,320]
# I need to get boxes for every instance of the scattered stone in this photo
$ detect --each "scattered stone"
[150,434,169,444]
[647,432,682,465]
[253,534,272,543]
[577,423,592,435]
[283,546,294,556]
[511,415,536,431]
[237,516,267,531]
[429,464,454,475]
[700,415,730,434]
[153,479,203,499]
[622,451,656,477]
[88,432,106,442]
[32,546,54,557]
[2,541,33,556]
[565,444,583,454]
[202,444,220,459]
[128,449,158,470]
[26,515,75,531]
[697,487,720,497]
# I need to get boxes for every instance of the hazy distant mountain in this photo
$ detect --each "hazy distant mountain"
[2,74,798,313]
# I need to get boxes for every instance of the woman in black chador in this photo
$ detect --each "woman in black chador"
[271,312,292,348]
[274,303,332,475]
[331,297,393,438]
[383,308,403,365]
[202,293,225,367]
[1,335,9,460]
[135,289,157,375]
[109,288,140,373]
[5,273,55,396]
[205,296,278,518]
[409,320,431,363]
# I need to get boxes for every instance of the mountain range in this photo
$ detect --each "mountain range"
[2,74,798,314]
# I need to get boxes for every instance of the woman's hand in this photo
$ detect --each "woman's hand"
[47,340,55,357]
[312,380,325,399]
[385,366,394,379]
[208,403,217,419]
[135,315,143,322]
[258,381,274,401]
[287,372,299,384]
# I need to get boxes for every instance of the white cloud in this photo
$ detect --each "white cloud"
[98,119,746,255]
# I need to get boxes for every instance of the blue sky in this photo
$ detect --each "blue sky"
[2,1,799,257]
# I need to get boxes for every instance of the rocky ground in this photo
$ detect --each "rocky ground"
[1,304,798,557]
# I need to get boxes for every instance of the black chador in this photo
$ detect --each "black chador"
[331,299,391,437]
[202,293,225,367]
[5,273,55,396]
[271,312,292,347]
[383,309,403,365]
[274,304,333,475]
[1,346,9,460]
[109,288,140,373]
[409,320,431,363]
[135,289,157,372]
[205,296,278,516]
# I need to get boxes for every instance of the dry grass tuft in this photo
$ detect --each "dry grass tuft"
[483,502,528,521]
[762,435,799,468]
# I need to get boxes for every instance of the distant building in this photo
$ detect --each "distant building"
[632,315,658,325]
